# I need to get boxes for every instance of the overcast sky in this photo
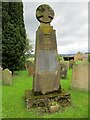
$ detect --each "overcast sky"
[23,1,88,54]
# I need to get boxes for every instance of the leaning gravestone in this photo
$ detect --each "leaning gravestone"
[33,4,60,94]
[71,61,89,90]
[3,68,12,85]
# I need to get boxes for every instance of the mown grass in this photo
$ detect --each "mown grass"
[2,69,89,118]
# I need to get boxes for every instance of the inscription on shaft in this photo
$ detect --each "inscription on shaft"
[33,4,60,94]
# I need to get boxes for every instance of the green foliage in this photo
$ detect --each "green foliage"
[49,101,59,106]
[57,54,63,61]
[0,2,2,66]
[88,54,90,62]
[2,2,27,72]
[75,60,82,65]
[25,37,33,55]
[26,57,34,64]
[2,69,88,118]
[16,56,26,70]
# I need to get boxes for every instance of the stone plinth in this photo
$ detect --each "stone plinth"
[25,89,70,111]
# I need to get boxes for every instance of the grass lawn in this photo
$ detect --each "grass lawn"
[2,69,89,118]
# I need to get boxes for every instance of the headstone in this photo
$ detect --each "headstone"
[28,66,34,76]
[3,68,12,85]
[25,61,34,76]
[61,68,67,79]
[33,4,60,94]
[69,59,75,69]
[74,52,83,61]
[0,66,3,85]
[59,61,68,79]
[25,4,71,110]
[71,61,89,90]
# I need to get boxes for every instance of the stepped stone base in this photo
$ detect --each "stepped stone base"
[25,88,71,113]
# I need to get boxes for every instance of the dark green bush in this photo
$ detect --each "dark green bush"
[88,54,90,62]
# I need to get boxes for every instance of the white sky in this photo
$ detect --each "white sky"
[23,1,88,54]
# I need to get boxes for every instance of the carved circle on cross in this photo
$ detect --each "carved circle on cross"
[36,4,54,23]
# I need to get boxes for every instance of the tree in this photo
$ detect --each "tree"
[88,54,90,63]
[24,37,33,56]
[0,2,2,66]
[2,2,27,73]
[57,54,63,62]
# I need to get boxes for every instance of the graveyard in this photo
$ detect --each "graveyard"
[2,60,89,118]
[1,2,89,119]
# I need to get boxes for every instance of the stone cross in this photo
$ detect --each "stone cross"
[33,4,60,94]
[36,4,54,23]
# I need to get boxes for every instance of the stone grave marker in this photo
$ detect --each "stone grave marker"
[25,60,34,76]
[71,61,89,90]
[3,68,12,85]
[69,59,75,69]
[25,4,71,112]
[33,4,60,95]
[59,61,68,79]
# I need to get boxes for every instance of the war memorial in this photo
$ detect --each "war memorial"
[25,4,70,113]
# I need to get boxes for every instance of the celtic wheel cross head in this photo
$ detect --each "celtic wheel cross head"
[36,4,54,23]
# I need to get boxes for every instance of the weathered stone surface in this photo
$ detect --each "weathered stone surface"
[2,68,12,85]
[69,59,75,69]
[59,61,68,79]
[34,72,60,94]
[28,67,34,76]
[25,61,34,76]
[25,89,71,112]
[33,4,60,94]
[49,105,59,113]
[61,68,67,79]
[25,4,71,113]
[33,25,60,94]
[36,26,57,50]
[36,4,54,23]
[74,52,83,61]
[71,61,89,90]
